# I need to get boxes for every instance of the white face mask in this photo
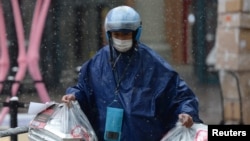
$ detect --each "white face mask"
[112,37,132,52]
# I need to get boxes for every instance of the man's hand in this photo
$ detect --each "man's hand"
[61,94,76,107]
[178,113,193,128]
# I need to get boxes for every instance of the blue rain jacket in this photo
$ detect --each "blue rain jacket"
[66,43,203,141]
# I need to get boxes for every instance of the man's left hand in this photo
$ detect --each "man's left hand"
[178,113,193,128]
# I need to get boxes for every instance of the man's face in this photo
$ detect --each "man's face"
[111,31,133,52]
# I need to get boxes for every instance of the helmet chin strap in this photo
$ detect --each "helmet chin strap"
[108,33,114,67]
[135,26,142,41]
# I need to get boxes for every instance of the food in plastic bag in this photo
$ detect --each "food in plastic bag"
[161,121,208,141]
[28,101,98,141]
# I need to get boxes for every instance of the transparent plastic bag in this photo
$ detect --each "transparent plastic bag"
[28,101,98,141]
[161,122,208,141]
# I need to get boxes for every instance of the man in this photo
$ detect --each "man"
[62,5,203,141]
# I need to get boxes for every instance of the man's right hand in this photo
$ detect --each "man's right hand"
[61,94,76,106]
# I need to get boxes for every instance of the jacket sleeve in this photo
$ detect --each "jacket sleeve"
[65,61,90,112]
[173,75,203,123]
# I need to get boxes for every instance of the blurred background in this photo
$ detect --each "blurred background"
[1,1,249,140]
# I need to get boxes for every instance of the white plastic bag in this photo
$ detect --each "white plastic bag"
[161,122,208,141]
[28,101,98,141]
